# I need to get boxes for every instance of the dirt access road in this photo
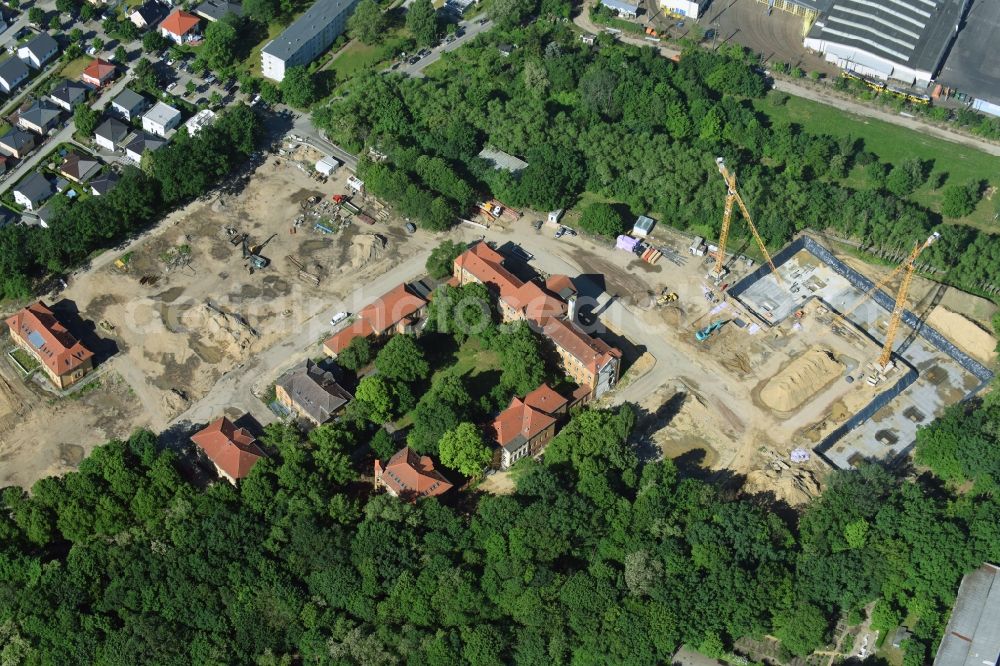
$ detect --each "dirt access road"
[1,145,442,488]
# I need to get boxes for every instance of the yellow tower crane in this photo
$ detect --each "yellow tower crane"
[872,231,940,377]
[711,157,780,284]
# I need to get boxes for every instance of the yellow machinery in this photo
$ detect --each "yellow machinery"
[872,232,940,376]
[711,157,780,284]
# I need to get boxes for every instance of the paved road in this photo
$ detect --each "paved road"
[400,17,494,78]
[288,113,359,170]
[0,74,133,197]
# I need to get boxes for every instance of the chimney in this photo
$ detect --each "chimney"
[567,295,577,323]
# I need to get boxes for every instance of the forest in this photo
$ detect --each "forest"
[0,106,262,300]
[314,21,1000,300]
[1,395,998,664]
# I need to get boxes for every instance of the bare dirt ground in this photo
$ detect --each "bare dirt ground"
[1,144,439,489]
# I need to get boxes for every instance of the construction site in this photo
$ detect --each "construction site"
[0,143,441,488]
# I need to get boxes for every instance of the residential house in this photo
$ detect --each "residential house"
[0,207,17,228]
[0,128,35,158]
[498,43,513,57]
[274,359,353,426]
[93,117,130,151]
[129,1,164,29]
[0,155,8,175]
[159,10,201,44]
[600,0,638,17]
[36,200,58,228]
[13,172,54,211]
[48,79,88,111]
[141,101,181,137]
[17,100,61,135]
[111,88,150,121]
[81,59,116,87]
[524,382,570,416]
[0,56,29,93]
[374,447,453,501]
[184,108,215,135]
[89,171,119,196]
[492,395,558,469]
[124,132,166,163]
[190,416,265,484]
[194,0,242,22]
[323,283,428,357]
[453,242,622,399]
[17,33,58,69]
[261,0,359,81]
[17,33,57,71]
[5,301,94,389]
[59,152,101,183]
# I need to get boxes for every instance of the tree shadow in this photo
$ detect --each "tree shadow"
[50,298,119,365]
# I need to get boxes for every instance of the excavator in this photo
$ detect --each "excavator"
[656,287,678,306]
[243,233,277,271]
[695,320,726,341]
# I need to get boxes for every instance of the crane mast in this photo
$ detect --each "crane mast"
[711,158,780,284]
[874,232,939,374]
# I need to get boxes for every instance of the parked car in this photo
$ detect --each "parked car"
[204,74,217,84]
[405,222,416,233]
[555,227,566,239]
[330,312,350,326]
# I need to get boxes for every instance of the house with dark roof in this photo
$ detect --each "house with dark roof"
[323,283,428,357]
[59,152,101,183]
[13,172,54,211]
[275,359,352,426]
[0,154,8,175]
[124,132,166,162]
[81,58,116,87]
[48,80,88,111]
[0,56,29,93]
[374,447,453,501]
[17,32,58,69]
[17,99,61,135]
[129,0,164,29]
[453,242,622,399]
[190,416,265,484]
[111,88,150,121]
[194,0,242,22]
[89,170,119,196]
[159,9,201,44]
[94,117,130,151]
[5,301,94,389]
[0,128,35,158]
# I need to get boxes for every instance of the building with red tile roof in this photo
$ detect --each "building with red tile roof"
[81,59,116,87]
[492,396,558,469]
[190,416,265,484]
[452,242,621,399]
[374,447,453,501]
[323,283,427,358]
[524,383,569,416]
[5,301,94,389]
[159,10,202,44]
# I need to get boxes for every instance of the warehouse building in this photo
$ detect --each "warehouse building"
[261,0,361,82]
[803,0,967,88]
[658,0,708,19]
[934,563,1000,666]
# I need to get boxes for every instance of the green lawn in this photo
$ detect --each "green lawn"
[755,92,1000,233]
[59,56,93,81]
[9,347,40,373]
[327,41,384,80]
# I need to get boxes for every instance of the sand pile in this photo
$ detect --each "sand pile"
[744,467,821,506]
[760,347,843,412]
[926,306,996,364]
[180,305,257,357]
[350,234,386,268]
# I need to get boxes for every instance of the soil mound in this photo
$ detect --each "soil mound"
[760,347,843,412]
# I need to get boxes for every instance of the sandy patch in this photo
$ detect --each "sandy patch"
[760,347,844,412]
[925,306,996,365]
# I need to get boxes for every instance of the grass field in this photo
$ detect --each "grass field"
[327,41,385,80]
[59,56,93,81]
[756,92,1000,233]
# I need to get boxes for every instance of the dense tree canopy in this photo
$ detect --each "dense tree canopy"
[315,21,1000,298]
[578,201,626,237]
[2,399,994,664]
